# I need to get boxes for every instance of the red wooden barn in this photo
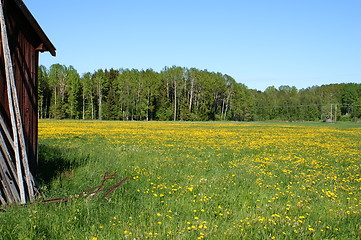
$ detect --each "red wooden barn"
[0,0,55,205]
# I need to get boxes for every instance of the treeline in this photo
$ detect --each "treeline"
[38,64,361,121]
[38,65,252,121]
[254,84,361,121]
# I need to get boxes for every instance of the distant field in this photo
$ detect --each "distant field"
[1,120,361,239]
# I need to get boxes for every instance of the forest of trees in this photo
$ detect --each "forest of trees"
[38,64,361,122]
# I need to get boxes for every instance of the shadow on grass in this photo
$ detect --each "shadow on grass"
[36,144,89,185]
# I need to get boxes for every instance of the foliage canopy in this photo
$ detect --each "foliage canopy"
[38,65,361,121]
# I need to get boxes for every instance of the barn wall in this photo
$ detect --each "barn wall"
[0,0,41,174]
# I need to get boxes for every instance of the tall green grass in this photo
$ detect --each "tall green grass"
[1,121,360,239]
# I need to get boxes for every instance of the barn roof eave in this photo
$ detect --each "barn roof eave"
[13,0,56,56]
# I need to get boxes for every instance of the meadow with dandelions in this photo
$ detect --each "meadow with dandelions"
[1,121,361,239]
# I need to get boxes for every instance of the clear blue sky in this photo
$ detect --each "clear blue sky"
[25,0,360,91]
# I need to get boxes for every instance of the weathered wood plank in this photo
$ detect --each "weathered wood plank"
[0,153,20,203]
[0,112,14,150]
[0,0,26,204]
[0,125,19,185]
[0,190,6,205]
[0,172,14,204]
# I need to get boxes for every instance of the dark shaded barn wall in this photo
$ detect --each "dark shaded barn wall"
[0,0,55,174]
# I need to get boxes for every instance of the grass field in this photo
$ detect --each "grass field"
[1,120,361,239]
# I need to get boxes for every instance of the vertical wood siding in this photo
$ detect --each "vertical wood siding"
[0,0,41,174]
